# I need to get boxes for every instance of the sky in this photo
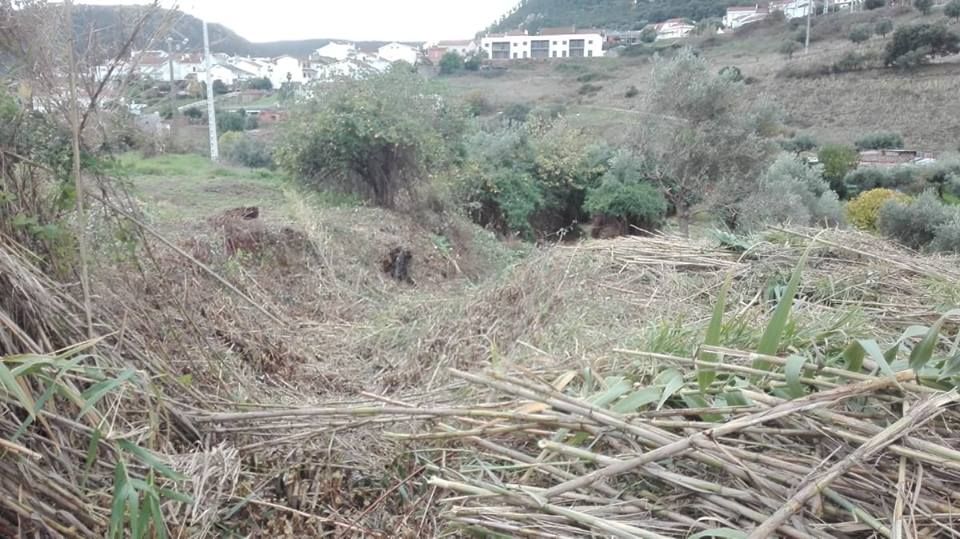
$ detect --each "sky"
[80,0,520,42]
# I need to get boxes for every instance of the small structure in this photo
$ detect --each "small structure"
[314,42,357,61]
[269,55,305,89]
[377,42,419,65]
[858,149,938,168]
[425,39,478,64]
[723,5,770,29]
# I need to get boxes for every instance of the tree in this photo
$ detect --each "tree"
[849,25,872,44]
[464,51,485,71]
[183,107,203,121]
[639,49,779,235]
[212,79,229,94]
[865,0,886,9]
[276,70,466,208]
[946,0,960,22]
[914,0,934,15]
[439,51,464,75]
[884,23,960,67]
[875,19,894,38]
[817,144,859,198]
[640,27,658,43]
[854,132,904,150]
[779,40,801,59]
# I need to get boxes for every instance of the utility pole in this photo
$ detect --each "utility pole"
[804,0,813,54]
[166,36,177,141]
[203,19,219,161]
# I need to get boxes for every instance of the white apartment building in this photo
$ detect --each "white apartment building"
[481,27,604,60]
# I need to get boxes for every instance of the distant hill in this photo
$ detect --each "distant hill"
[487,0,741,33]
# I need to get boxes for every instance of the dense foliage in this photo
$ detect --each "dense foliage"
[583,153,667,232]
[877,190,957,250]
[884,23,960,67]
[218,132,274,169]
[947,0,960,22]
[779,134,818,154]
[277,69,467,208]
[846,188,912,230]
[855,132,904,150]
[875,19,894,38]
[736,154,843,231]
[817,144,859,197]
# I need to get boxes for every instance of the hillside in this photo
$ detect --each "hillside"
[488,0,737,33]
[454,7,960,152]
[71,5,391,59]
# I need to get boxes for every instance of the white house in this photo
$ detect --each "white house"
[434,39,478,56]
[229,57,272,79]
[377,42,419,65]
[653,19,696,40]
[269,55,305,88]
[481,28,604,60]
[207,64,239,86]
[723,5,770,29]
[314,41,357,61]
[769,0,813,19]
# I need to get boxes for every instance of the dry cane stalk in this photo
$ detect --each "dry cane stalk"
[747,391,958,539]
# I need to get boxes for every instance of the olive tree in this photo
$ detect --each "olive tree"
[277,69,466,208]
[638,49,779,235]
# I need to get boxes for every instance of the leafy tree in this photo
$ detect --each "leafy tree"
[875,19,894,38]
[818,144,859,198]
[849,25,872,44]
[884,23,960,67]
[878,190,953,249]
[846,188,912,230]
[464,52,484,71]
[946,0,960,22]
[212,79,229,95]
[439,51,464,75]
[640,27,658,43]
[865,0,886,9]
[639,49,780,235]
[503,103,533,124]
[779,40,801,59]
[277,70,467,208]
[737,153,843,230]
[779,134,818,154]
[183,107,203,121]
[855,132,904,150]
[216,109,246,133]
[914,0,934,15]
[584,152,667,232]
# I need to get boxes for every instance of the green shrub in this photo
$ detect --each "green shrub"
[219,132,273,169]
[277,70,466,208]
[914,0,934,15]
[846,188,912,230]
[737,153,843,230]
[216,109,246,133]
[503,102,533,124]
[578,83,603,96]
[439,51,464,74]
[779,40,801,59]
[884,23,960,67]
[246,77,273,91]
[463,92,494,116]
[855,132,904,150]
[625,85,640,98]
[875,19,894,38]
[576,72,611,83]
[931,214,960,252]
[818,144,859,197]
[947,0,960,22]
[718,66,743,82]
[183,107,203,120]
[850,25,873,44]
[583,153,666,231]
[877,190,953,249]
[832,51,877,73]
[865,0,886,9]
[779,134,818,154]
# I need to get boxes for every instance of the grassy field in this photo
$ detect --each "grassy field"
[441,6,960,151]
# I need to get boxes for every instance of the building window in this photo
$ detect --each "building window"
[531,40,550,59]
[523,41,527,45]
[552,51,557,57]
[523,51,528,58]
[553,41,558,45]
[562,51,567,57]
[513,52,518,59]
[569,39,586,57]
[563,40,567,45]
[491,41,510,59]
[587,50,593,57]
[588,40,593,44]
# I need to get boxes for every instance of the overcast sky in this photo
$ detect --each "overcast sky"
[80,0,519,42]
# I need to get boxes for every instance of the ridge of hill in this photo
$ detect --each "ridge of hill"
[71,5,398,59]
[487,0,739,33]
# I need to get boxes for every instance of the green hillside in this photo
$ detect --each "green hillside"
[488,0,738,32]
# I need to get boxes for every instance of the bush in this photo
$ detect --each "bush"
[219,132,274,168]
[583,153,666,232]
[464,53,484,71]
[640,27,658,43]
[277,70,466,208]
[625,85,640,98]
[877,190,953,249]
[931,214,960,253]
[719,66,743,82]
[947,0,960,22]
[464,92,494,116]
[855,132,904,150]
[818,144,859,197]
[884,23,960,67]
[183,107,203,121]
[212,79,229,95]
[216,109,246,133]
[846,188,911,230]
[246,77,273,91]
[865,0,886,9]
[832,51,877,72]
[439,51,464,75]
[779,40,801,59]
[779,134,818,154]
[737,153,843,230]
[914,0,934,15]
[875,19,894,38]
[578,83,603,96]
[503,102,533,124]
[850,25,873,44]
